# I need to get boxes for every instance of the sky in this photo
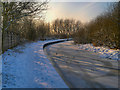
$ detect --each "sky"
[44,2,113,24]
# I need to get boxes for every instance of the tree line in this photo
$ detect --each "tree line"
[72,2,120,49]
[9,17,50,41]
[51,19,83,38]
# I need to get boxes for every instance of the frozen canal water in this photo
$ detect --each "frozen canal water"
[44,41,119,88]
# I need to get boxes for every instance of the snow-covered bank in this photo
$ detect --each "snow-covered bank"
[2,39,68,88]
[77,43,120,60]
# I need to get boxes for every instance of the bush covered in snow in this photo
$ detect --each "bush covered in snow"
[78,44,120,60]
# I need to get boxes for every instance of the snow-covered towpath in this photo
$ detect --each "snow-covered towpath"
[2,40,68,88]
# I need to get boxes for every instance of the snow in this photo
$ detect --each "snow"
[2,39,68,88]
[77,44,120,60]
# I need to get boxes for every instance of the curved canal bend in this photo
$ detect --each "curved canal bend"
[44,41,119,88]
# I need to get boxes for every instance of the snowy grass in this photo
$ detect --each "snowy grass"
[2,39,68,88]
[77,43,120,60]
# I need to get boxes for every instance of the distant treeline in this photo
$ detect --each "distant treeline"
[2,2,120,49]
[51,19,83,38]
[73,2,120,49]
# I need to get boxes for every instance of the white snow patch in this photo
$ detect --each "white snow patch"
[77,44,120,60]
[2,39,68,88]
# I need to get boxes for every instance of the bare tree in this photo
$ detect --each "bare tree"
[52,18,83,39]
[2,1,48,32]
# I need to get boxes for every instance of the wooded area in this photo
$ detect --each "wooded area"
[72,2,120,49]
[1,2,120,52]
[1,1,48,52]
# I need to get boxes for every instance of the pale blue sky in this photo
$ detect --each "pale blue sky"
[45,2,113,23]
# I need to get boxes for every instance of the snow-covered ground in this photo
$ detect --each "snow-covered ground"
[77,43,120,60]
[2,39,68,88]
